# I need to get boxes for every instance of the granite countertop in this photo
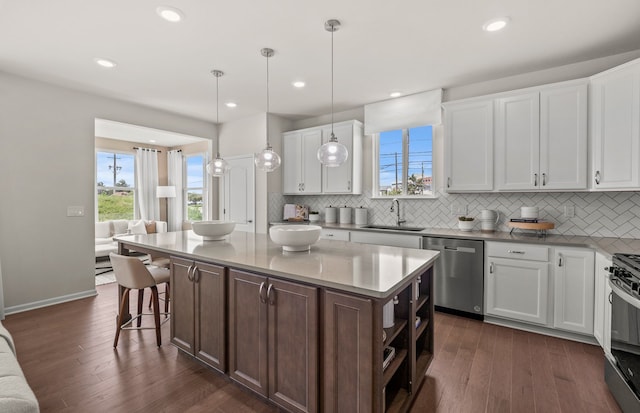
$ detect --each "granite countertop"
[320,223,640,259]
[116,230,439,299]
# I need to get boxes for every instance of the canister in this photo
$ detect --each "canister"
[355,207,368,225]
[325,206,337,223]
[339,207,352,224]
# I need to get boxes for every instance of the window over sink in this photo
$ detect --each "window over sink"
[373,125,434,197]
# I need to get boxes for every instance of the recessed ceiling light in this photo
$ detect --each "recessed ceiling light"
[225,102,237,108]
[149,139,157,143]
[389,92,402,98]
[94,58,117,68]
[156,6,184,22]
[293,81,306,88]
[483,17,510,32]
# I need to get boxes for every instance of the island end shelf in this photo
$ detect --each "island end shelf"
[116,232,438,413]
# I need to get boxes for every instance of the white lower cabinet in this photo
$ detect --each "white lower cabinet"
[594,252,612,356]
[553,248,595,335]
[350,231,422,249]
[485,242,595,337]
[485,256,549,325]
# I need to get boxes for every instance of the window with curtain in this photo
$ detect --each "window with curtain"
[373,125,433,197]
[185,153,206,221]
[96,151,136,220]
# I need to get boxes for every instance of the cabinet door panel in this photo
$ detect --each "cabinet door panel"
[485,257,548,325]
[495,92,540,190]
[322,123,354,193]
[553,249,594,335]
[323,291,373,413]
[444,100,494,191]
[283,132,302,194]
[540,83,588,189]
[301,129,322,193]
[170,257,195,353]
[195,262,226,372]
[268,279,318,413]
[591,64,640,189]
[228,270,268,396]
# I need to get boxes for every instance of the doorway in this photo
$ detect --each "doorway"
[220,155,255,233]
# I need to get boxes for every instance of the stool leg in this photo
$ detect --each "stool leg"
[165,282,170,314]
[137,289,144,327]
[151,286,161,347]
[114,287,130,348]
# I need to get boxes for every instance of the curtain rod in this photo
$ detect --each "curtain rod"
[133,147,162,153]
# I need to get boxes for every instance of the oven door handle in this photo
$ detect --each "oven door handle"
[609,275,640,310]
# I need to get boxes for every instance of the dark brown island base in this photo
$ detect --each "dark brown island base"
[117,230,439,413]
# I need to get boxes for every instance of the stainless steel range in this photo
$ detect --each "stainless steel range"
[607,253,640,412]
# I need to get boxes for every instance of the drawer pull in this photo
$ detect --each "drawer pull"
[507,250,525,254]
[489,263,494,274]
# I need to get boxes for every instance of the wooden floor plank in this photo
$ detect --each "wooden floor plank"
[1,284,622,413]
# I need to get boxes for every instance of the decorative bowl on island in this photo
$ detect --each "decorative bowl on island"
[192,220,236,241]
[269,224,322,252]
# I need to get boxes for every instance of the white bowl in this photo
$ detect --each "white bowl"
[458,220,475,232]
[521,206,539,219]
[269,225,322,252]
[192,220,235,241]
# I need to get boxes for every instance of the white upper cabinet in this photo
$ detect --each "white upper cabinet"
[495,91,541,190]
[321,121,363,194]
[283,120,363,195]
[444,99,494,191]
[282,129,322,194]
[540,83,588,190]
[495,80,588,191]
[590,59,640,190]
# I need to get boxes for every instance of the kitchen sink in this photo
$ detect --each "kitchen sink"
[361,225,425,232]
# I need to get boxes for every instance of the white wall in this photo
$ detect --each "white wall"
[0,71,215,313]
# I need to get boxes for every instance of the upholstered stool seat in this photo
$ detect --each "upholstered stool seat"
[110,253,170,347]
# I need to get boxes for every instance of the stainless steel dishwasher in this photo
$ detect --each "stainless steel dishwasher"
[423,237,484,319]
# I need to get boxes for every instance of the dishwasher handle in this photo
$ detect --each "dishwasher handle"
[442,246,476,253]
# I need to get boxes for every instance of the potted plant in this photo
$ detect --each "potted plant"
[308,210,320,222]
[458,216,475,231]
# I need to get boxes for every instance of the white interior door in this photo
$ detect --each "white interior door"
[221,155,255,233]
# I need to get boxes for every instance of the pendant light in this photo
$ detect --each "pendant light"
[254,48,281,172]
[317,19,348,167]
[206,69,230,177]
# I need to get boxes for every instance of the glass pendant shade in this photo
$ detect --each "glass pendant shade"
[317,132,348,167]
[206,153,230,177]
[255,144,281,172]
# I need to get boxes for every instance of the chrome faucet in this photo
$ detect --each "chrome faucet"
[390,198,406,226]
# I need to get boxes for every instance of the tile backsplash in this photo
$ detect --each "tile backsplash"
[269,190,640,239]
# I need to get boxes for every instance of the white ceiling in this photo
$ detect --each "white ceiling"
[2,0,639,125]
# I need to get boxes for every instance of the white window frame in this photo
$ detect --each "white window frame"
[95,148,137,221]
[183,152,208,222]
[372,126,436,199]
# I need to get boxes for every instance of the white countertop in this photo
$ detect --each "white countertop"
[116,230,439,299]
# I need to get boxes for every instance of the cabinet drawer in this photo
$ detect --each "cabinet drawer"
[320,229,350,241]
[486,242,548,262]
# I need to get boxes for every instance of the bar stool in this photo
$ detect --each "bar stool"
[110,253,170,347]
[147,253,171,312]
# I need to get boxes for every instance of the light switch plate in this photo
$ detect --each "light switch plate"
[67,206,85,217]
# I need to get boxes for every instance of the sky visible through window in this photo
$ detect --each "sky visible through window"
[186,155,204,187]
[378,125,432,188]
[96,152,135,187]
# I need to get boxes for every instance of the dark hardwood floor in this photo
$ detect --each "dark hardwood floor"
[2,282,621,412]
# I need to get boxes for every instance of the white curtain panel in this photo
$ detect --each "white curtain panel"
[167,150,184,231]
[135,148,159,221]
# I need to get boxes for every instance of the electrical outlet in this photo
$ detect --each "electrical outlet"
[450,204,468,216]
[564,205,575,218]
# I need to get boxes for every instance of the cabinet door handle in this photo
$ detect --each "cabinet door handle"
[267,283,275,305]
[193,266,200,283]
[609,291,613,304]
[558,256,563,267]
[534,173,538,186]
[507,250,525,255]
[489,263,494,274]
[447,177,451,188]
[595,171,601,185]
[187,264,195,281]
[542,173,547,186]
[347,180,351,191]
[259,282,267,304]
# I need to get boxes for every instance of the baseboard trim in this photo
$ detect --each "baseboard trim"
[484,315,598,345]
[4,289,98,315]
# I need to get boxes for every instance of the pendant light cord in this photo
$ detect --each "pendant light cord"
[331,23,334,138]
[266,51,270,148]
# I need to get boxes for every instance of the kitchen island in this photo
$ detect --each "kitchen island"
[117,230,439,413]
